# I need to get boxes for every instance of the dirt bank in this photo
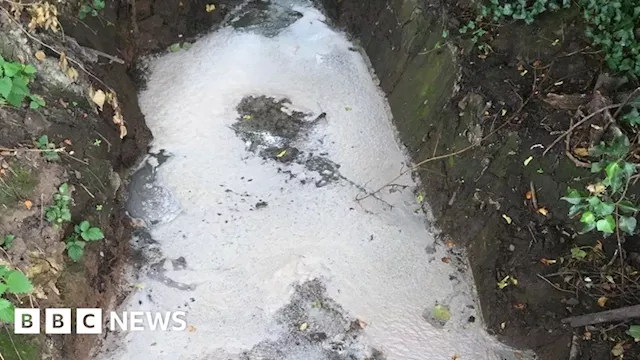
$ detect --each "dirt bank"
[0,0,242,358]
[319,0,640,359]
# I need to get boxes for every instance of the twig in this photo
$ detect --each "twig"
[1,325,23,360]
[62,152,89,165]
[80,46,125,64]
[568,334,581,360]
[542,104,624,156]
[565,117,591,168]
[537,273,575,294]
[529,181,538,210]
[561,304,640,327]
[39,193,44,229]
[612,87,640,119]
[80,183,95,199]
[0,147,65,153]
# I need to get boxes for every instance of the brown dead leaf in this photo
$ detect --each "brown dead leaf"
[451,354,459,360]
[187,325,196,332]
[35,50,46,61]
[119,124,127,139]
[594,241,603,252]
[574,147,589,157]
[357,319,367,328]
[445,240,455,249]
[24,200,33,210]
[525,191,532,200]
[441,257,451,264]
[63,139,72,146]
[597,296,608,307]
[587,183,606,195]
[537,207,549,216]
[584,331,591,340]
[513,303,526,310]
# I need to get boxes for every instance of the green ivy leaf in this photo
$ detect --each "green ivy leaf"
[5,271,33,294]
[596,214,616,234]
[569,204,586,217]
[593,201,615,216]
[619,201,640,214]
[581,211,596,224]
[561,189,583,204]
[619,216,637,235]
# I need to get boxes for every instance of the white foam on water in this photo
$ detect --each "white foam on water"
[98,3,531,360]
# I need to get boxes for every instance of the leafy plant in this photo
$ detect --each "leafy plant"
[35,135,60,161]
[1,234,15,250]
[628,324,640,341]
[65,220,104,261]
[571,247,588,259]
[0,266,33,323]
[45,183,72,227]
[455,0,640,77]
[0,56,45,109]
[79,0,105,19]
[562,134,639,236]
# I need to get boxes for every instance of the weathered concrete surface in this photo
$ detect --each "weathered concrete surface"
[97,1,532,359]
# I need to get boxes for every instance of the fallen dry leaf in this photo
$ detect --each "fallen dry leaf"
[513,303,526,310]
[611,342,624,357]
[277,149,287,158]
[574,147,589,157]
[356,319,367,329]
[63,139,72,146]
[441,257,451,264]
[525,191,532,200]
[597,296,608,307]
[502,214,512,224]
[445,240,455,249]
[187,325,196,332]
[66,67,79,81]
[584,331,592,340]
[537,207,549,216]
[205,3,216,12]
[58,52,68,71]
[587,183,606,195]
[540,258,557,265]
[24,200,33,210]
[299,322,308,331]
[91,88,106,110]
[451,354,459,360]
[35,50,46,61]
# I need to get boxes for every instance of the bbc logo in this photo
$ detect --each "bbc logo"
[15,308,103,334]
[14,308,188,334]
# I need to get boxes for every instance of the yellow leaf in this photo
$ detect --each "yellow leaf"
[58,52,68,71]
[91,89,106,110]
[24,200,33,210]
[537,207,549,216]
[134,283,144,289]
[417,193,424,204]
[35,50,46,61]
[277,149,287,158]
[523,156,533,166]
[501,108,507,116]
[587,183,605,195]
[611,342,624,357]
[119,125,128,139]
[597,296,608,307]
[574,147,589,157]
[502,214,512,224]
[242,114,252,120]
[187,325,196,332]
[299,322,308,331]
[205,4,216,12]
[66,67,79,81]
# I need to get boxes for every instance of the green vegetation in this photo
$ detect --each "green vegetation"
[1,234,15,250]
[65,220,104,262]
[562,131,639,236]
[0,56,45,109]
[35,135,60,162]
[0,266,33,323]
[457,0,640,77]
[45,183,72,227]
[0,164,37,207]
[79,0,105,19]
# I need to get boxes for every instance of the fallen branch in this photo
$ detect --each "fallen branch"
[562,304,640,328]
[542,104,624,156]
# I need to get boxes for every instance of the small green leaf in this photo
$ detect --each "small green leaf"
[0,77,12,98]
[593,201,615,216]
[67,243,84,262]
[441,30,449,38]
[0,299,15,323]
[82,227,104,241]
[619,216,637,235]
[79,220,90,232]
[58,183,69,194]
[619,201,640,214]
[5,271,33,294]
[2,234,15,249]
[168,43,182,52]
[580,211,596,224]
[561,189,583,204]
[432,304,451,322]
[627,325,640,340]
[596,214,616,234]
[571,247,587,259]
